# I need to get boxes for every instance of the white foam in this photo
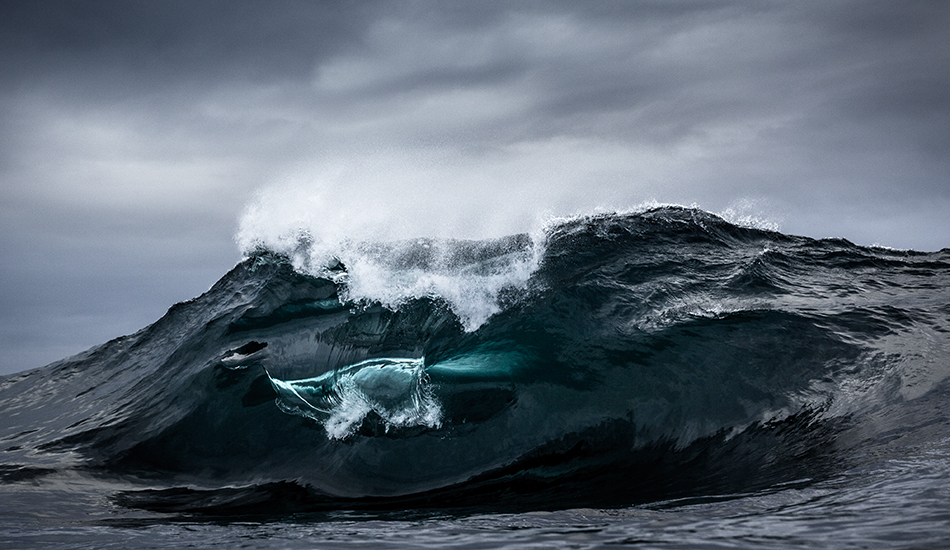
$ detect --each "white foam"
[339,239,541,330]
[717,198,782,233]
[236,179,778,331]
[271,358,442,440]
[237,175,547,331]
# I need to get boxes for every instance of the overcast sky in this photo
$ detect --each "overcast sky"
[1,1,948,374]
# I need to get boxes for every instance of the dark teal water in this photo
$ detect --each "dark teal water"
[2,207,949,548]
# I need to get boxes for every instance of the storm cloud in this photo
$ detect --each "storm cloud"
[1,1,948,374]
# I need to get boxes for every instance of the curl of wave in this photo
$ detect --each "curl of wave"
[3,206,949,514]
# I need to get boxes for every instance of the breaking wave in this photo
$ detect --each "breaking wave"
[2,206,949,516]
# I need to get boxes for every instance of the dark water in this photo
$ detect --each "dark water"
[2,207,949,548]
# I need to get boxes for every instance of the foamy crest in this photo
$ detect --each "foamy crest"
[717,198,782,232]
[236,179,780,331]
[338,237,540,330]
[237,177,545,331]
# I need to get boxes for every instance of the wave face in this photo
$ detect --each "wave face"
[2,206,949,515]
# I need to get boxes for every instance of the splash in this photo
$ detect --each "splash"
[717,198,782,232]
[236,186,787,331]
[236,179,547,330]
[268,358,441,440]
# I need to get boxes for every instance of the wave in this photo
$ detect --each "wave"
[2,206,949,515]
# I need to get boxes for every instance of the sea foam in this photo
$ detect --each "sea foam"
[236,181,547,330]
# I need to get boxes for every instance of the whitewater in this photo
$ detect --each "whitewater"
[2,205,949,549]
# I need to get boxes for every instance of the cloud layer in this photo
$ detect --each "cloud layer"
[1,1,948,373]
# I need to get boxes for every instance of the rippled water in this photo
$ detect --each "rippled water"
[2,207,949,548]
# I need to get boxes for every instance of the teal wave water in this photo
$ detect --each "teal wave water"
[2,206,949,547]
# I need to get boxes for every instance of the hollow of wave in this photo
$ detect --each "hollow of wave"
[1,206,949,517]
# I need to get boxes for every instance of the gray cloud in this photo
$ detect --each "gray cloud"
[1,1,948,374]
[0,0,380,86]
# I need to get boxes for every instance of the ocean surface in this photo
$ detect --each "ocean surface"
[2,206,949,549]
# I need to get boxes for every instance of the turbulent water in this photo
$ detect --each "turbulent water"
[2,206,949,549]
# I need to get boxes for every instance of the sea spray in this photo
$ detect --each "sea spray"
[237,180,550,330]
[269,357,442,440]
